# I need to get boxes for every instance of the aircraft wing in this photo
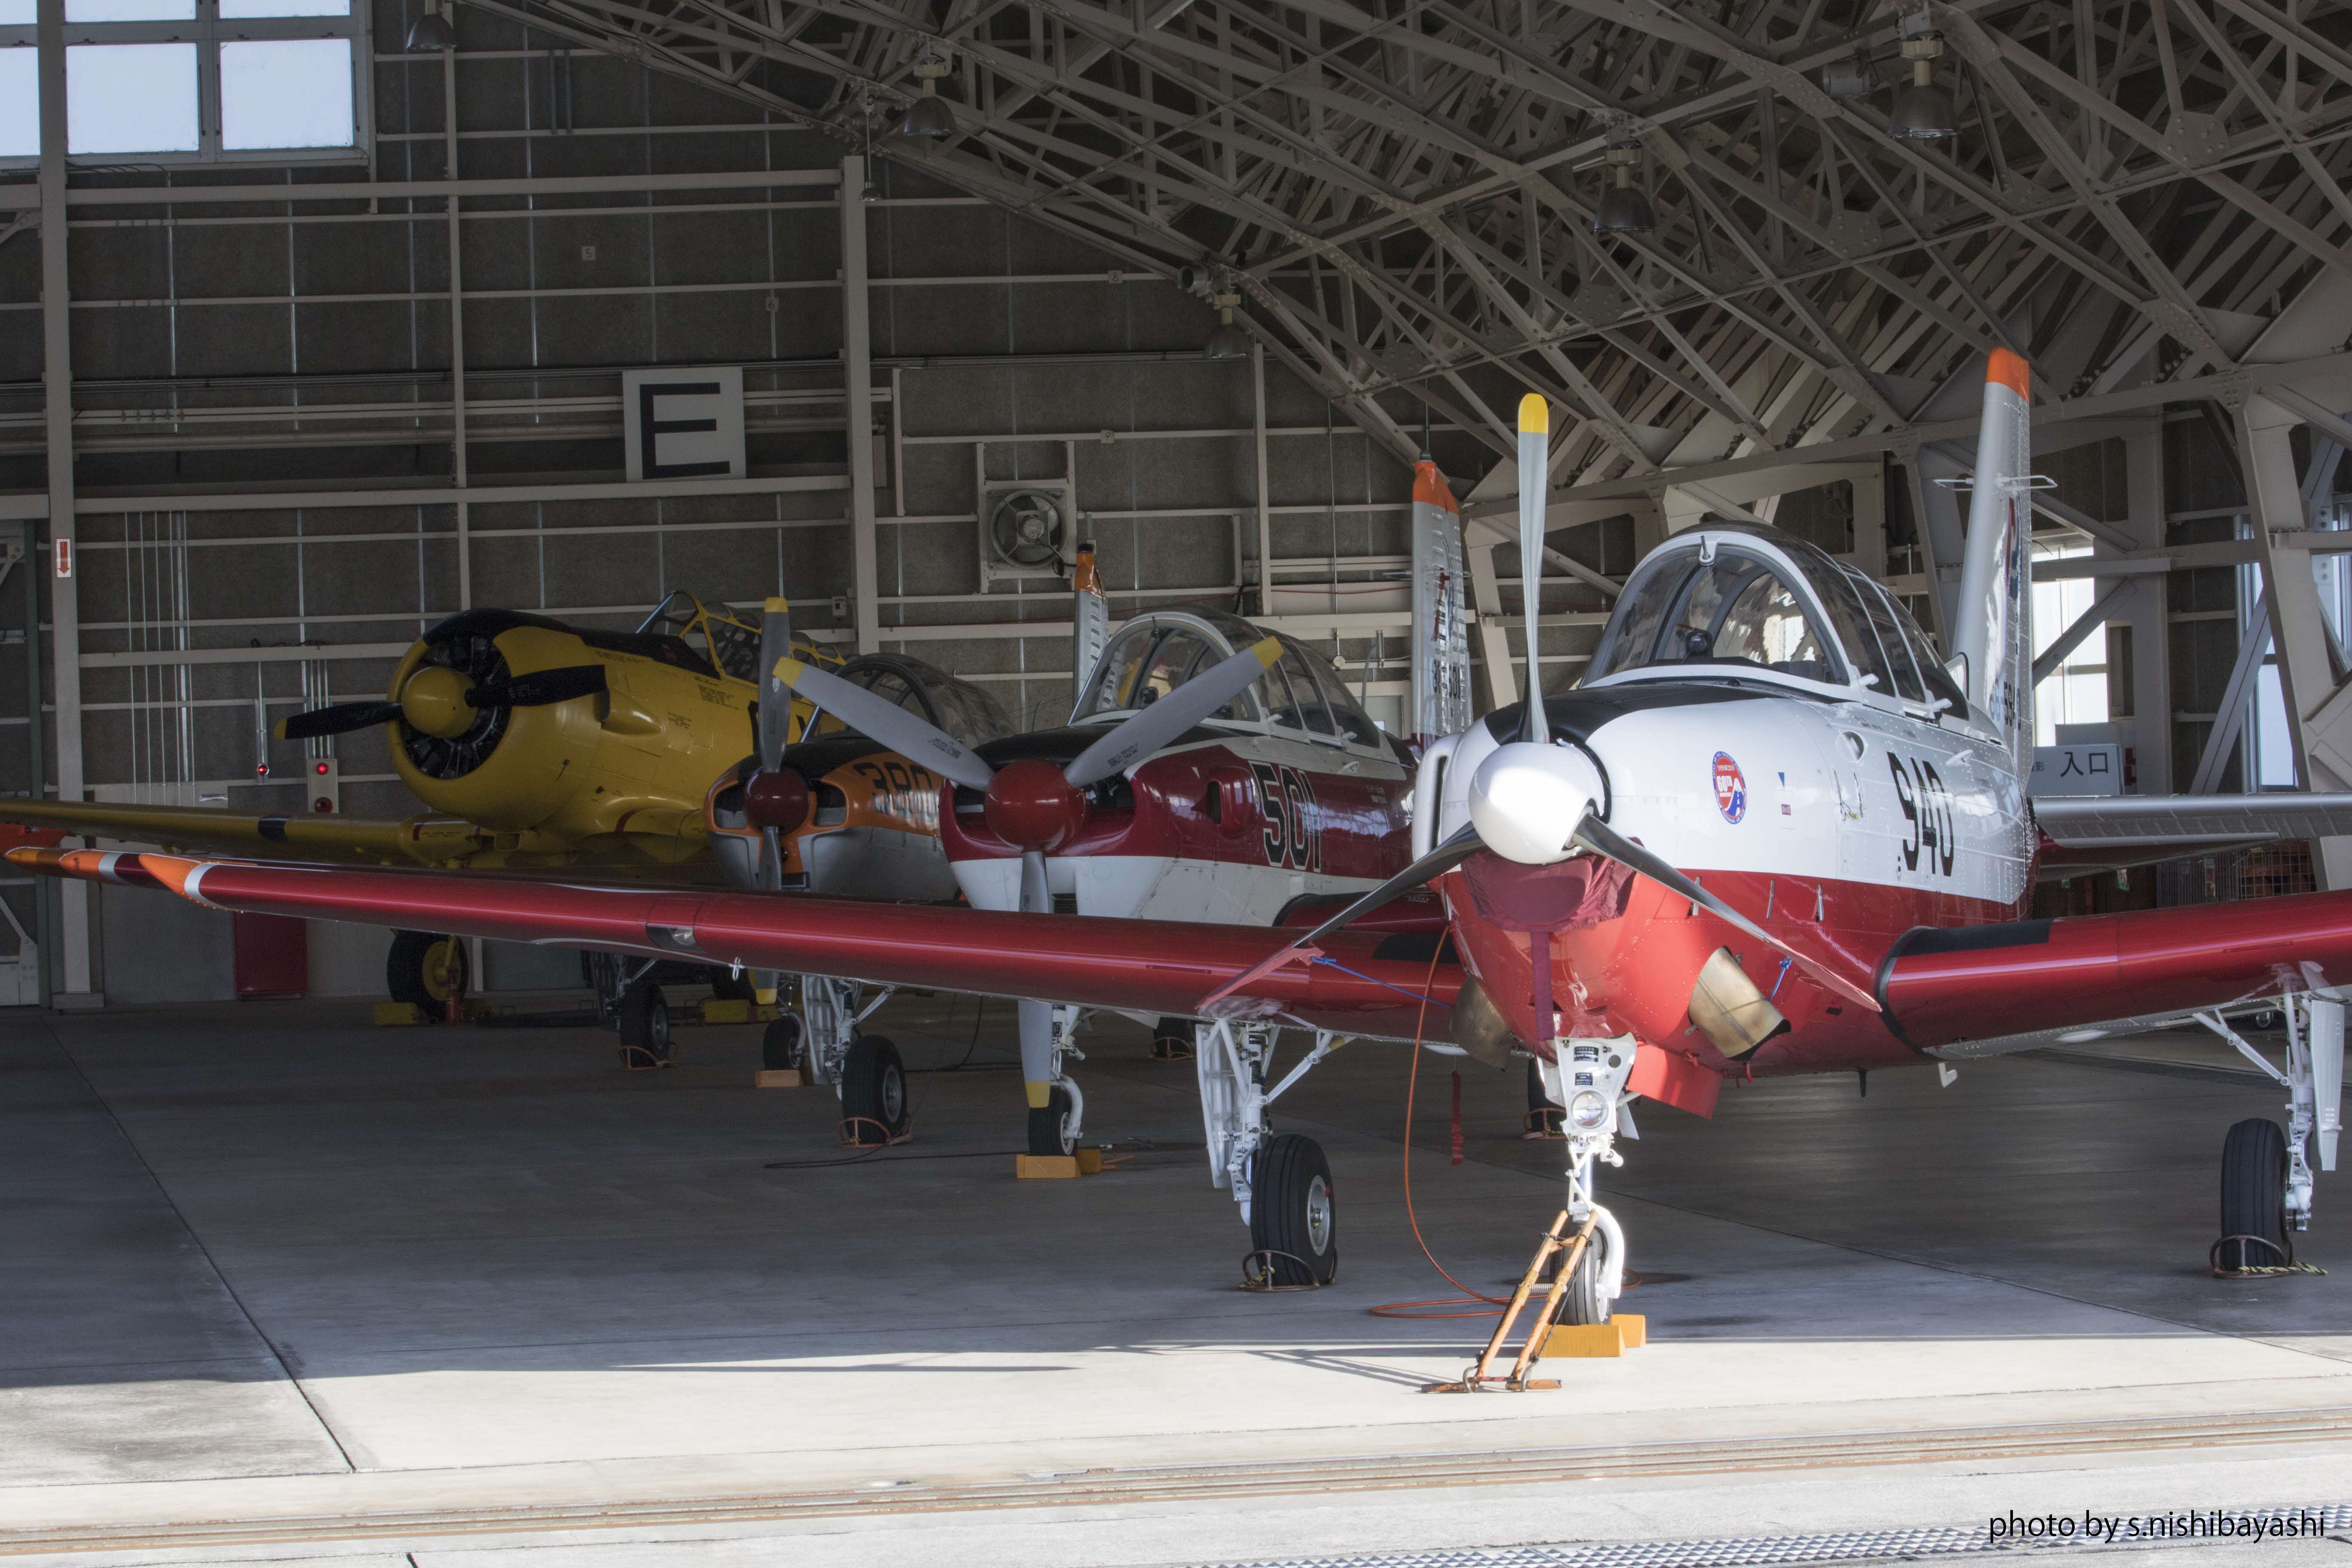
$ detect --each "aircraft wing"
[9,851,1460,1041]
[0,798,484,866]
[1878,888,2352,1055]
[2033,792,2352,876]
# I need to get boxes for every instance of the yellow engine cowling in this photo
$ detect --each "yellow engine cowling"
[383,617,754,842]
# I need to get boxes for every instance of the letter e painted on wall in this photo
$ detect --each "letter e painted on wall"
[623,366,747,482]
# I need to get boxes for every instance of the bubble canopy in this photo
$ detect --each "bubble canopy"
[1582,524,1968,714]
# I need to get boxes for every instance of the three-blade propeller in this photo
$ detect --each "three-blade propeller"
[1201,391,1880,1020]
[775,632,1285,1106]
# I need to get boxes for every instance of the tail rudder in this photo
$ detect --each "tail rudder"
[1409,460,1470,749]
[1952,349,2034,769]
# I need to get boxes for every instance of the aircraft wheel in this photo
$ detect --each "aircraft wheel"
[387,931,468,1011]
[1027,1087,1075,1157]
[1250,1133,1338,1286]
[2219,1117,2290,1270]
[618,983,671,1068]
[841,1035,908,1145]
[1551,1222,1613,1326]
[762,1015,805,1072]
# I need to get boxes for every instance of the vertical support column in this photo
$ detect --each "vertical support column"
[20,519,53,1007]
[2122,416,2172,794]
[39,0,91,999]
[842,156,878,655]
[1251,341,1273,619]
[1466,541,1515,712]
[2243,394,2352,887]
[442,42,470,609]
[1850,464,1888,579]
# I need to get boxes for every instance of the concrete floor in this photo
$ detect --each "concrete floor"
[3,989,2350,1566]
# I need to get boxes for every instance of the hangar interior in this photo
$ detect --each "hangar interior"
[6,0,2351,1001]
[6,0,2352,1559]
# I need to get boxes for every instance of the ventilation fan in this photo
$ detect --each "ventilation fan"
[979,480,1080,583]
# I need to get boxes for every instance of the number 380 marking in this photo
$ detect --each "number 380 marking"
[1887,753,1956,878]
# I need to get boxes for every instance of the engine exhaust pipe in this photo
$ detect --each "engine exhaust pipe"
[1449,975,1521,1069]
[1687,946,1788,1060]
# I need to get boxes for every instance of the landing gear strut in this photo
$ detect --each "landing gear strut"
[1022,1002,1086,1156]
[388,930,468,1014]
[1196,1019,1343,1285]
[2197,994,2342,1272]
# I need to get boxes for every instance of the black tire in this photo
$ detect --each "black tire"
[1550,1223,1612,1326]
[1027,1087,1075,1157]
[761,1015,805,1072]
[1250,1133,1338,1286]
[841,1035,909,1145]
[387,930,468,1010]
[710,969,756,1003]
[1527,1057,1563,1135]
[618,983,671,1067]
[1151,1016,1195,1060]
[2220,1117,2290,1270]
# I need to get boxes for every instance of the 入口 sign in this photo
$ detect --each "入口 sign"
[622,367,747,482]
[2029,742,2123,798]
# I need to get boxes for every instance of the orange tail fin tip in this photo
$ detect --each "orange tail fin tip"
[1987,347,2030,398]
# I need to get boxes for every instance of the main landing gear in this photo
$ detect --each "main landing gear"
[798,976,909,1145]
[2197,995,2343,1274]
[1195,1019,1344,1286]
[388,930,469,1015]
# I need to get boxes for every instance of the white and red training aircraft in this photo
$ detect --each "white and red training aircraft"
[25,350,2352,1315]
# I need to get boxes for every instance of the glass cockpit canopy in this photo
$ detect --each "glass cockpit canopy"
[1071,609,1382,748]
[806,653,1014,750]
[1585,525,1967,713]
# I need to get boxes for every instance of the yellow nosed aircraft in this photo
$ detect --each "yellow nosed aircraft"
[0,593,841,962]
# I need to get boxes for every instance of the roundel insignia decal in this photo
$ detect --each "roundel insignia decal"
[1712,751,1747,824]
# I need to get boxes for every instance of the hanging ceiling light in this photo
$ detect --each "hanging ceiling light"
[1886,32,1957,139]
[1204,287,1250,360]
[898,53,956,139]
[1590,144,1654,236]
[404,0,454,50]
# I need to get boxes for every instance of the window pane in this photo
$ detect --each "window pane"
[0,0,32,25]
[223,0,349,14]
[0,50,34,156]
[221,38,353,149]
[67,43,196,154]
[66,0,194,18]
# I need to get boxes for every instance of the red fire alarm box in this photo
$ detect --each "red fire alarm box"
[233,912,309,999]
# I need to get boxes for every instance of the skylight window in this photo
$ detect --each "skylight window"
[0,0,368,165]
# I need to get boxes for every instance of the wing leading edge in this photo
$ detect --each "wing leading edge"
[1880,887,2352,1054]
[10,850,1459,1040]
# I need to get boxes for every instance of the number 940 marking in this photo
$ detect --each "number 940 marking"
[1887,752,1956,877]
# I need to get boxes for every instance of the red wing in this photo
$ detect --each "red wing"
[1880,889,2352,1050]
[30,851,1458,1039]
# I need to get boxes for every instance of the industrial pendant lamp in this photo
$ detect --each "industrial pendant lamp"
[1886,31,1957,139]
[404,0,454,50]
[1203,284,1250,360]
[1590,144,1654,236]
[899,52,956,139]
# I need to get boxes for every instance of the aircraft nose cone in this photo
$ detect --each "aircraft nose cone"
[983,757,1088,853]
[1468,741,1602,865]
[400,665,478,739]
[742,769,811,836]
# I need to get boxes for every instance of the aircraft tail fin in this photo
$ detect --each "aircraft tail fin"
[1951,349,2034,769]
[1409,460,1471,749]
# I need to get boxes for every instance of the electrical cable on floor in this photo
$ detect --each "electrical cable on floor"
[1370,943,1512,1320]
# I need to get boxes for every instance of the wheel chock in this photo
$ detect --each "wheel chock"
[1014,1149,1104,1179]
[373,1001,426,1026]
[1537,1314,1646,1357]
[1617,1313,1646,1348]
[753,1066,815,1089]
